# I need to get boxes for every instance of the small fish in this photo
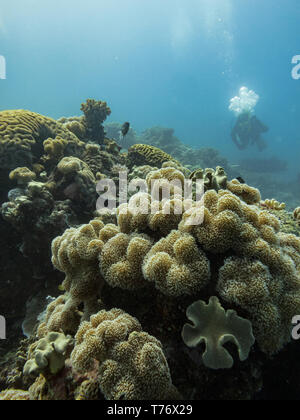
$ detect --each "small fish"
[119,122,130,143]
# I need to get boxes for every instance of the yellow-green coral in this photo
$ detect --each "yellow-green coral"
[0,110,84,169]
[71,308,178,400]
[0,389,30,400]
[23,332,73,376]
[43,136,67,160]
[127,144,180,168]
[47,220,119,334]
[182,296,255,369]
[9,166,36,185]
[261,198,286,211]
[217,254,300,354]
[227,178,261,204]
[100,232,153,290]
[143,230,210,297]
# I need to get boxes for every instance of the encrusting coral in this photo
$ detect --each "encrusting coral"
[182,296,255,369]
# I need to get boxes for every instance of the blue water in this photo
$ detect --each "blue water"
[1,0,300,180]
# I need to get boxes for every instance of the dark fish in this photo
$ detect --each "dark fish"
[236,176,245,184]
[121,122,130,137]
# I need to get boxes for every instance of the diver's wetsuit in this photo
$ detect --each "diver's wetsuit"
[231,113,268,151]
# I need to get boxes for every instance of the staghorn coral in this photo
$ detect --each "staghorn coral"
[182,296,255,369]
[143,230,210,297]
[23,332,73,377]
[0,110,84,170]
[71,309,178,400]
[80,99,111,144]
[127,144,180,169]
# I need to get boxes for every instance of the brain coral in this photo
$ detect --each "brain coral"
[0,110,85,170]
[71,308,178,400]
[127,144,180,169]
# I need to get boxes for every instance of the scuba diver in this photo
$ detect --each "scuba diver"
[231,112,268,152]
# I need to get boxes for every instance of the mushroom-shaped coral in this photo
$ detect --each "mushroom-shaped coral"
[23,332,73,376]
[9,167,36,185]
[182,296,255,369]
[50,220,119,330]
[143,230,210,297]
[227,178,261,205]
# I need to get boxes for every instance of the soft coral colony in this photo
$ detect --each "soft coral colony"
[0,100,300,400]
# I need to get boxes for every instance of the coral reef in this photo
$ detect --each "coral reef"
[23,332,73,376]
[127,144,179,169]
[189,166,227,192]
[1,101,300,401]
[71,309,179,400]
[80,99,111,144]
[182,296,255,369]
[261,198,286,211]
[0,110,84,170]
